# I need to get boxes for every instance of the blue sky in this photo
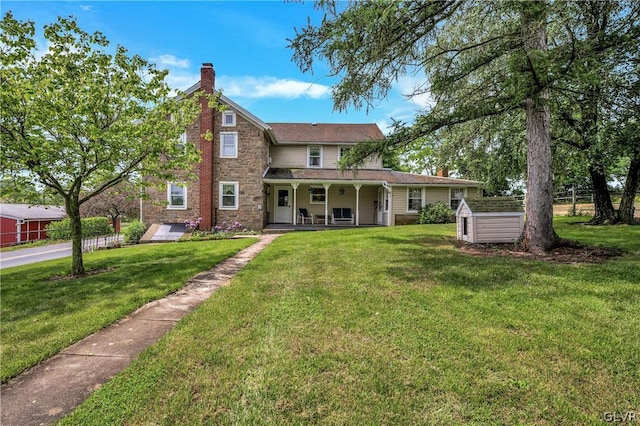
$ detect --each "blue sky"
[3,1,429,133]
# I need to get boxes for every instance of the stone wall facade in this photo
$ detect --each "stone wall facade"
[141,122,203,226]
[212,110,269,231]
[141,106,269,232]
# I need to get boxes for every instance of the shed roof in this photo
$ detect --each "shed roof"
[0,204,67,221]
[460,197,524,213]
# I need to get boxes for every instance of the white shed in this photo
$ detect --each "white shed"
[455,197,525,243]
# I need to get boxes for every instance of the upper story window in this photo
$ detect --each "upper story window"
[178,131,187,148]
[220,132,238,158]
[219,182,239,210]
[222,111,236,127]
[451,188,464,209]
[167,182,187,210]
[408,187,423,212]
[308,146,322,168]
[339,146,351,159]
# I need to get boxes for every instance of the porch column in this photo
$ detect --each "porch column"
[354,184,362,226]
[292,183,299,224]
[323,183,331,226]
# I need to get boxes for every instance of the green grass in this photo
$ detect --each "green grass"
[59,217,640,425]
[0,238,256,382]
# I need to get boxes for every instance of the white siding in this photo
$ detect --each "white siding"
[457,204,470,217]
[270,145,307,168]
[426,187,449,205]
[475,216,523,243]
[392,187,407,217]
[271,145,383,169]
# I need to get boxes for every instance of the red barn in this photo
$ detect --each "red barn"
[0,204,67,247]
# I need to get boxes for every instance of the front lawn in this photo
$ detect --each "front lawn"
[61,218,639,425]
[0,238,256,382]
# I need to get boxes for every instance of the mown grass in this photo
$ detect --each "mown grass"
[0,238,256,382]
[60,217,639,425]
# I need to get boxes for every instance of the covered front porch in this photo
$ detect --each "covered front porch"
[263,223,382,233]
[264,181,390,227]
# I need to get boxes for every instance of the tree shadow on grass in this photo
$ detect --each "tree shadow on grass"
[374,233,639,296]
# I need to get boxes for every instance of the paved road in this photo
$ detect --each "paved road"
[0,235,122,269]
[0,242,73,269]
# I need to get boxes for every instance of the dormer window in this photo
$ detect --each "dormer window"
[222,111,236,127]
[308,146,322,168]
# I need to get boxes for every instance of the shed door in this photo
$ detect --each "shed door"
[462,217,469,241]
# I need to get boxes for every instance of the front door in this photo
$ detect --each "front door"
[274,187,292,223]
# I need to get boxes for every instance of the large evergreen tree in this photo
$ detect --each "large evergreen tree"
[290,0,559,251]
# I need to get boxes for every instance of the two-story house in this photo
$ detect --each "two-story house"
[141,63,480,232]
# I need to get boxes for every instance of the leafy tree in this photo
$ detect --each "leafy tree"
[80,181,140,226]
[290,0,559,251]
[0,175,64,205]
[550,1,640,224]
[0,13,219,275]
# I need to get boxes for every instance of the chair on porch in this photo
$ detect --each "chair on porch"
[298,208,314,224]
[332,208,354,225]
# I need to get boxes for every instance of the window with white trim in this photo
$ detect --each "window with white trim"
[309,186,326,204]
[339,146,351,159]
[308,146,322,168]
[178,131,187,149]
[167,183,187,209]
[408,187,423,212]
[222,111,236,127]
[451,188,464,209]
[220,132,238,158]
[220,182,239,210]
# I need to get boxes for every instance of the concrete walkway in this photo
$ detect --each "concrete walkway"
[1,234,281,426]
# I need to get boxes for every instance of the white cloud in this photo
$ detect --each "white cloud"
[150,54,191,69]
[376,119,394,136]
[165,72,200,92]
[79,5,92,12]
[394,75,435,110]
[217,76,330,100]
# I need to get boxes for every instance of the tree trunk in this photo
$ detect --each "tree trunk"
[617,153,640,224]
[519,1,559,253]
[588,163,617,224]
[65,197,85,276]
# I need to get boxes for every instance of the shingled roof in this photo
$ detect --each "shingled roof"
[461,197,524,213]
[264,168,480,186]
[0,204,67,220]
[268,123,384,144]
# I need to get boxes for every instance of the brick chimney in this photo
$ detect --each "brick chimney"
[199,63,215,230]
[436,168,449,178]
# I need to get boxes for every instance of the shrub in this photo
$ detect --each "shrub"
[82,217,113,236]
[46,217,113,240]
[418,202,455,224]
[179,220,257,242]
[123,220,147,244]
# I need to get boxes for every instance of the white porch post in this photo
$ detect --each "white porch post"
[292,183,299,225]
[323,183,331,226]
[387,187,392,226]
[354,184,362,226]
